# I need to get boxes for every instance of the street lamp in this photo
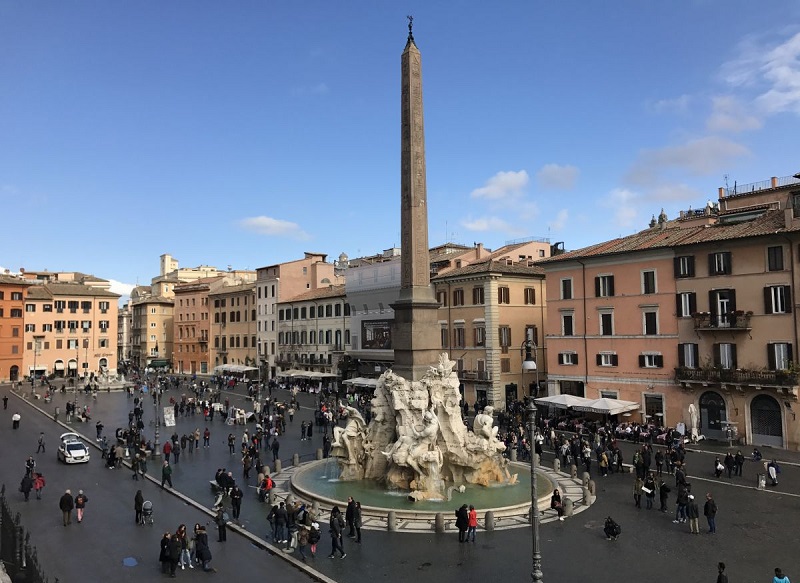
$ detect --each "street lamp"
[521,338,539,397]
[152,385,161,460]
[527,398,544,582]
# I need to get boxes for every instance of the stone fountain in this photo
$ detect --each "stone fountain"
[331,354,516,501]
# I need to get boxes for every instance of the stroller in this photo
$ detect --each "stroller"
[141,500,154,525]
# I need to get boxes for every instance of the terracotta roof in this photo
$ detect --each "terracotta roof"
[0,275,32,286]
[26,282,119,299]
[432,259,544,280]
[541,209,799,264]
[281,285,346,303]
[208,282,255,296]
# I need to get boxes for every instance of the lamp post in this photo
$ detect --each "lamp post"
[152,383,161,460]
[522,337,543,582]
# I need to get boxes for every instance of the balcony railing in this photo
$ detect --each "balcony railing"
[692,312,752,331]
[675,366,798,387]
[458,369,493,382]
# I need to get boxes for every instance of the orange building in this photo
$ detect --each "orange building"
[0,275,32,382]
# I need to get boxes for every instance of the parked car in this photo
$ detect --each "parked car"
[57,432,90,464]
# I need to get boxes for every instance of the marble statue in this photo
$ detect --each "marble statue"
[688,403,699,443]
[333,353,514,501]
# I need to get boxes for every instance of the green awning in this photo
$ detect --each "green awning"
[148,359,170,368]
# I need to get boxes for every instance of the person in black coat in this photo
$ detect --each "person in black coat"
[159,533,172,574]
[455,504,469,542]
[168,531,182,577]
[19,475,33,502]
[230,485,243,520]
[134,490,144,524]
[345,497,356,537]
[193,524,215,572]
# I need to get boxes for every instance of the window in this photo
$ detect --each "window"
[10,308,22,318]
[474,327,485,347]
[67,339,78,350]
[524,287,536,305]
[300,307,307,319]
[440,327,449,349]
[709,252,732,275]
[11,328,18,337]
[25,324,35,332]
[561,279,573,300]
[642,270,656,294]
[453,289,464,306]
[325,305,332,317]
[43,304,52,312]
[99,339,109,348]
[25,304,36,313]
[472,287,484,305]
[643,310,658,335]
[498,287,510,304]
[713,343,737,370]
[436,291,447,306]
[11,292,22,301]
[599,311,614,336]
[767,246,784,271]
[42,324,52,332]
[675,292,697,318]
[678,343,699,368]
[500,358,511,373]
[335,303,341,317]
[596,352,618,367]
[55,300,65,313]
[599,390,618,399]
[768,343,793,371]
[765,285,791,314]
[595,275,614,297]
[558,352,578,365]
[453,327,466,348]
[562,312,574,336]
[498,326,511,350]
[525,325,539,345]
[638,353,664,368]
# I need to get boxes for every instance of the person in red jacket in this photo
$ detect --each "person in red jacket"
[467,505,478,542]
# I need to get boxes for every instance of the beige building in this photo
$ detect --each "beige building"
[256,253,342,380]
[209,282,258,370]
[23,282,120,379]
[117,302,132,366]
[432,240,550,409]
[542,173,800,450]
[130,286,173,369]
[276,285,348,377]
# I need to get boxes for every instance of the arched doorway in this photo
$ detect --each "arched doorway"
[54,360,65,378]
[699,391,727,440]
[750,394,783,447]
[10,365,19,382]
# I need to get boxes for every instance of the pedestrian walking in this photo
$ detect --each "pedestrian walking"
[704,492,717,534]
[25,456,36,478]
[230,485,243,520]
[176,524,193,570]
[161,460,173,489]
[346,497,356,537]
[773,568,791,583]
[59,489,74,526]
[300,420,307,441]
[215,507,227,542]
[74,490,88,523]
[297,525,310,560]
[2,395,7,409]
[135,490,144,524]
[716,562,728,583]
[95,420,104,441]
[633,476,643,509]
[159,533,172,574]
[353,501,362,543]
[203,427,211,448]
[33,473,45,500]
[466,504,477,541]
[686,494,700,534]
[658,479,671,512]
[271,438,280,462]
[12,412,21,429]
[36,432,46,453]
[168,529,181,577]
[19,474,33,501]
[327,506,346,559]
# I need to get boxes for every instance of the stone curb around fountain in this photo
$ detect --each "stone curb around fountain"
[270,459,589,533]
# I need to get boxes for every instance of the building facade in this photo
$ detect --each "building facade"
[543,173,800,450]
[0,275,32,382]
[209,282,258,370]
[173,277,221,375]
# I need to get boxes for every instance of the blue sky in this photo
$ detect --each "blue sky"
[2,1,800,299]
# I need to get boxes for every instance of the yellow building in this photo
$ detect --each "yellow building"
[209,282,258,370]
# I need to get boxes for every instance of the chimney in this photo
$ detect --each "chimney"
[475,243,483,259]
[772,176,779,188]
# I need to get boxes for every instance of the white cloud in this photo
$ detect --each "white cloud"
[461,216,513,232]
[239,216,311,240]
[600,188,640,228]
[548,209,569,232]
[470,170,529,200]
[706,95,763,133]
[626,136,749,185]
[108,279,135,297]
[647,182,703,203]
[720,31,800,115]
[649,94,692,114]
[535,164,579,191]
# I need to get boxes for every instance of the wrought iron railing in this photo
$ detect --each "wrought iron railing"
[675,367,798,386]
[692,312,752,330]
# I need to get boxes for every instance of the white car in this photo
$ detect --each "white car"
[57,432,91,464]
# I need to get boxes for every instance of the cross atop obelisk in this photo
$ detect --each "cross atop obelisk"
[391,18,441,382]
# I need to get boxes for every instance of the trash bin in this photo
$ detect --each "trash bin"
[757,473,766,490]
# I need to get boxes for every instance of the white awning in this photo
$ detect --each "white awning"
[67,361,77,370]
[533,394,590,409]
[572,398,640,416]
[54,361,65,371]
[342,377,378,388]
[213,365,258,374]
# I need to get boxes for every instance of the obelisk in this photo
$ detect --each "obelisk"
[391,17,441,382]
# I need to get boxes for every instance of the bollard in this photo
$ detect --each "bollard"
[534,453,540,466]
[588,479,596,496]
[387,511,397,531]
[582,485,594,506]
[581,472,590,487]
[434,512,445,533]
[510,449,517,462]
[316,449,323,460]
[292,453,300,467]
[553,458,561,473]
[274,459,282,473]
[570,464,578,479]
[268,490,276,505]
[564,497,574,517]
[262,465,271,477]
[484,511,495,531]
[311,501,320,516]
[757,473,766,490]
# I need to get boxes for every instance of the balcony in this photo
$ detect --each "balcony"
[458,369,493,382]
[675,366,798,388]
[692,311,752,331]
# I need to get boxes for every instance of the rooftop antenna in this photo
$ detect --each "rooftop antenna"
[723,174,730,190]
